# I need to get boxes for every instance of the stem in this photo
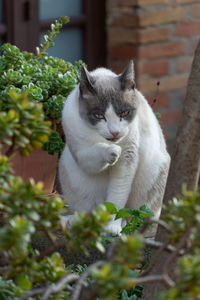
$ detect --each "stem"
[5,137,17,157]
[163,225,193,275]
[36,241,66,261]
[41,274,79,300]
[141,239,170,277]
[130,274,175,288]
[70,261,106,300]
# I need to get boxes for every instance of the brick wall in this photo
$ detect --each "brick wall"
[107,0,200,150]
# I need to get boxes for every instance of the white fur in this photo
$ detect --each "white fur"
[59,68,170,236]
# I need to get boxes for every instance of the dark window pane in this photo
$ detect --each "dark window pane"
[40,28,83,63]
[40,0,82,20]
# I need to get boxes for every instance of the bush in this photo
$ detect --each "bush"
[0,16,83,156]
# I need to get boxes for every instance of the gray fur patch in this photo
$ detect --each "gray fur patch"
[79,70,139,125]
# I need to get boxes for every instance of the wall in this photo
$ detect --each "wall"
[107,0,200,149]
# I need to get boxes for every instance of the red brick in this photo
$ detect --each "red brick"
[176,21,200,37]
[137,60,169,77]
[192,4,200,18]
[191,38,200,54]
[111,41,186,60]
[138,27,170,44]
[137,74,188,94]
[108,27,170,45]
[110,14,137,27]
[160,110,181,126]
[139,41,186,59]
[109,61,129,74]
[110,46,137,60]
[176,57,193,73]
[148,93,169,110]
[108,29,137,45]
[119,0,173,6]
[177,0,200,3]
[138,7,186,27]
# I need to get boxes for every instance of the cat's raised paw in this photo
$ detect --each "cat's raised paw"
[107,145,122,165]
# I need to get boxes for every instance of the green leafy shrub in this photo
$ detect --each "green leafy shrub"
[105,202,154,234]
[0,16,83,155]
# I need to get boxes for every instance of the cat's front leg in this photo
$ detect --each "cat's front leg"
[105,153,139,235]
[76,143,122,174]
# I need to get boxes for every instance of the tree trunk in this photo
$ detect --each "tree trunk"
[143,39,200,299]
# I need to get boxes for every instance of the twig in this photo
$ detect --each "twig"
[143,239,181,254]
[5,137,16,157]
[16,274,79,300]
[0,266,11,274]
[16,286,48,300]
[140,217,171,235]
[43,228,56,247]
[36,241,66,261]
[150,218,172,233]
[41,274,79,300]
[141,239,170,276]
[130,273,175,288]
[163,225,193,275]
[70,260,106,300]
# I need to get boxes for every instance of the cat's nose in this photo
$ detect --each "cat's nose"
[110,131,119,137]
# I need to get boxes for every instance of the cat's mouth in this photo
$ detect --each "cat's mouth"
[106,137,120,142]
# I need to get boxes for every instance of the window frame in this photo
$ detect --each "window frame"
[1,0,106,69]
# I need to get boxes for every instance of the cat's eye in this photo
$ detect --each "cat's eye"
[94,113,105,120]
[119,110,130,118]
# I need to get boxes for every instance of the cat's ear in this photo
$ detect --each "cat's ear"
[79,65,95,98]
[119,60,135,90]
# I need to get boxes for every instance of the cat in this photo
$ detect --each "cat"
[58,61,170,236]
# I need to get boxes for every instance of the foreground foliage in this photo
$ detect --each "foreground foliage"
[0,137,200,299]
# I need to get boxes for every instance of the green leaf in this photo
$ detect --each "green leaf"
[115,208,133,219]
[16,273,32,290]
[104,202,119,214]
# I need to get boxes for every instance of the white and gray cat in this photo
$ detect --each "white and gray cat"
[58,61,170,235]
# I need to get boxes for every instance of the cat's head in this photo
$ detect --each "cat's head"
[79,61,139,143]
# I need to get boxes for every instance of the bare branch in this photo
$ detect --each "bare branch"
[130,273,175,288]
[142,239,170,276]
[150,218,172,233]
[140,217,171,235]
[36,241,66,261]
[70,260,106,300]
[163,225,193,275]
[16,274,79,300]
[144,239,185,255]
[41,274,79,300]
[16,286,47,300]
[43,228,56,247]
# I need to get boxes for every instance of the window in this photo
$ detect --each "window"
[0,0,106,69]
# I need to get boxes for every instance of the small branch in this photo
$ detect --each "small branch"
[0,266,11,274]
[5,138,17,157]
[143,239,183,254]
[150,218,172,233]
[43,228,56,247]
[140,217,171,235]
[130,273,175,288]
[163,226,193,275]
[36,241,66,261]
[41,274,79,300]
[17,274,79,300]
[70,260,106,300]
[16,286,48,300]
[141,239,170,276]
